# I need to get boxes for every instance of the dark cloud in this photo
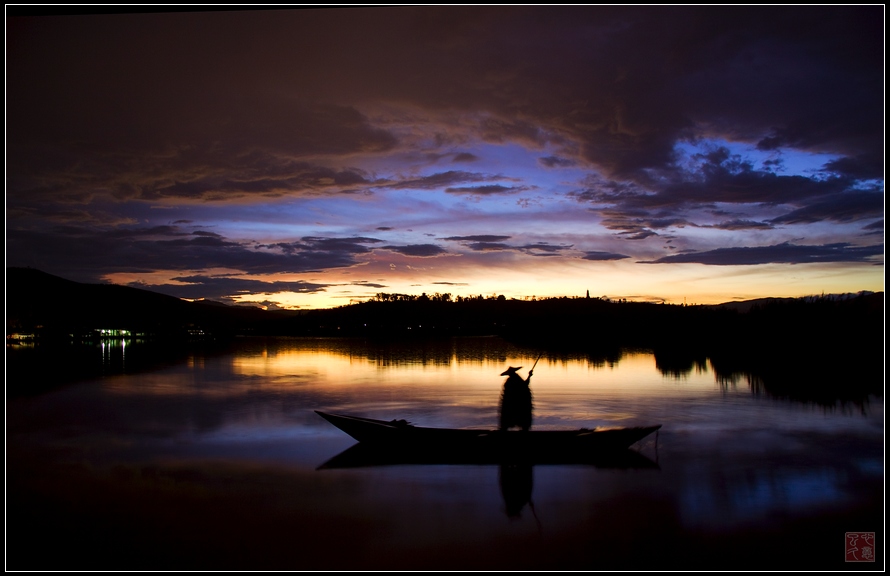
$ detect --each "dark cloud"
[641,242,884,265]
[457,241,572,255]
[621,230,661,241]
[443,235,512,242]
[479,116,549,147]
[653,150,846,209]
[10,7,882,188]
[769,190,884,225]
[148,163,375,201]
[755,137,783,152]
[441,235,573,255]
[454,6,882,180]
[822,153,884,181]
[5,226,385,283]
[5,202,139,227]
[165,235,240,248]
[521,242,572,252]
[466,242,512,252]
[573,145,879,238]
[539,156,576,168]
[266,237,383,255]
[8,88,394,202]
[432,281,469,286]
[5,7,883,303]
[582,251,631,261]
[595,209,674,240]
[708,220,774,231]
[520,243,572,254]
[386,171,494,190]
[153,275,331,302]
[103,225,190,238]
[381,244,449,257]
[444,184,525,195]
[19,7,875,208]
[657,148,849,207]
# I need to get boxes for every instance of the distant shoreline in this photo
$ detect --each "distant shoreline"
[7,267,884,406]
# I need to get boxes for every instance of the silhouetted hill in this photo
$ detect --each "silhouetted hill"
[704,292,877,313]
[281,291,882,343]
[8,267,882,351]
[6,268,883,402]
[5,267,294,339]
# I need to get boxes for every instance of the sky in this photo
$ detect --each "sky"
[6,6,884,309]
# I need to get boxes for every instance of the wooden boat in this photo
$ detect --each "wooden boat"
[315,411,661,463]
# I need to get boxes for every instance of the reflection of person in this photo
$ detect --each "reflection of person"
[499,463,533,518]
[499,366,533,431]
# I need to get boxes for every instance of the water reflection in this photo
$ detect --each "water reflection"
[317,440,660,523]
[500,464,534,520]
[653,348,710,379]
[10,334,880,409]
[6,336,883,570]
[316,440,661,469]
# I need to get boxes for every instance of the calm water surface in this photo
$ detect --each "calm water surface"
[7,336,883,570]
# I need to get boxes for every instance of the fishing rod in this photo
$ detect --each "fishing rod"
[528,352,543,377]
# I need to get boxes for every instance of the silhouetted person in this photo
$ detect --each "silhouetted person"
[499,366,533,431]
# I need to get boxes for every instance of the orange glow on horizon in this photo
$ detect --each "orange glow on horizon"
[101,257,883,311]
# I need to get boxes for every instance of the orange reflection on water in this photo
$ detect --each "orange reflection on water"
[231,346,379,381]
[100,338,738,430]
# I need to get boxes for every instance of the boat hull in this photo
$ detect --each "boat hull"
[315,411,661,456]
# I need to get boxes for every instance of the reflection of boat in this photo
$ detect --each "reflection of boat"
[317,440,660,469]
[315,411,661,467]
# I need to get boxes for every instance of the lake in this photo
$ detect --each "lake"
[6,336,883,570]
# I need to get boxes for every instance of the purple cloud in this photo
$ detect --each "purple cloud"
[641,242,883,265]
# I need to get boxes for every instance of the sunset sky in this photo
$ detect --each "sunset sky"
[6,6,884,309]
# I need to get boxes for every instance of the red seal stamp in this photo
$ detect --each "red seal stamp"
[846,532,876,562]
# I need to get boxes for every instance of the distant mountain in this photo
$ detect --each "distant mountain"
[706,292,877,313]
[7,267,881,404]
[5,267,293,338]
[6,267,883,348]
